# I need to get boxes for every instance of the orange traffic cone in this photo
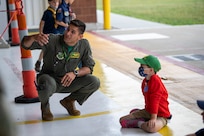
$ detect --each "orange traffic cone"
[8,0,20,46]
[14,7,39,103]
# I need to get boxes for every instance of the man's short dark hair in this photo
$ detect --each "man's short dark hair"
[70,19,86,34]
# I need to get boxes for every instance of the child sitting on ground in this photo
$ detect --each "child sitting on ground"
[119,55,172,133]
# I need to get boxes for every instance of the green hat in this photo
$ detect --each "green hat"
[134,55,161,72]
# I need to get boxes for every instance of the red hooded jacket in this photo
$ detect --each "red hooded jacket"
[142,74,171,118]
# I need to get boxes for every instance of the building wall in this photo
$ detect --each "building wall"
[0,0,9,41]
[23,0,45,29]
[71,0,97,23]
[2,0,97,43]
[23,0,97,29]
[3,0,97,35]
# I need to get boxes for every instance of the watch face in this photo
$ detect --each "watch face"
[74,70,78,75]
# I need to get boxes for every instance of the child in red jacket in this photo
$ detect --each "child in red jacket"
[119,55,171,133]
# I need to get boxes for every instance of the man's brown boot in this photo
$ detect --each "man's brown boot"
[60,97,80,116]
[41,103,53,121]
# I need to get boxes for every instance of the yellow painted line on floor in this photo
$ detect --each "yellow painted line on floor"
[159,126,173,136]
[16,109,173,136]
[16,109,121,125]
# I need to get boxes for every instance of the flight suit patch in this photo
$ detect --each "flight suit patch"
[69,52,80,58]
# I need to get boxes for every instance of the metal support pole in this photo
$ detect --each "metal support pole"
[103,0,111,30]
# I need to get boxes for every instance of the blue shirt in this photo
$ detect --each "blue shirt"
[56,0,71,34]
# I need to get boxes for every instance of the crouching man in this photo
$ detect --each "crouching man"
[21,19,100,121]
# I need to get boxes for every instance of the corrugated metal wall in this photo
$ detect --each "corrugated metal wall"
[23,0,46,29]
[0,0,9,41]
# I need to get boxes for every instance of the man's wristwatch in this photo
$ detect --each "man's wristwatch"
[74,70,79,77]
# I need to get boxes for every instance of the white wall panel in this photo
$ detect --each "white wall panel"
[23,0,46,29]
[0,0,9,41]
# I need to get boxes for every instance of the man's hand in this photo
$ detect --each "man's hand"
[35,33,49,46]
[71,13,76,20]
[61,72,76,87]
[22,33,49,48]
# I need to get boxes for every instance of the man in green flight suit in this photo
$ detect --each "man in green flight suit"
[21,19,100,121]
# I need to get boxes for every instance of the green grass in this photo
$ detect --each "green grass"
[97,0,204,25]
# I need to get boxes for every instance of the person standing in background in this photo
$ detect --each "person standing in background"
[35,0,59,72]
[55,0,76,34]
[39,0,59,34]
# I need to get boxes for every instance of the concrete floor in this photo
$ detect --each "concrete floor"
[0,31,203,135]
